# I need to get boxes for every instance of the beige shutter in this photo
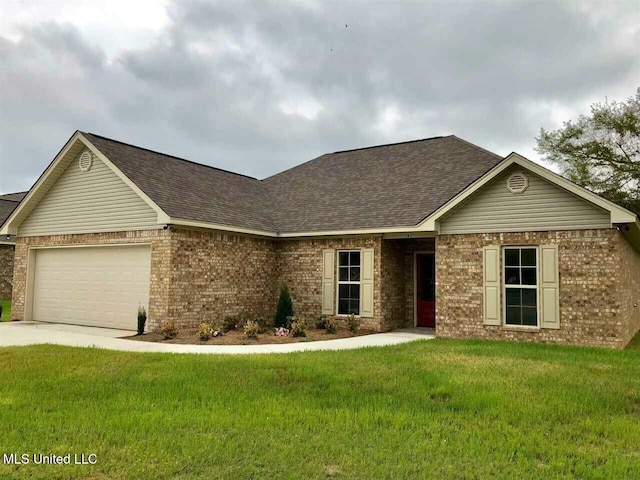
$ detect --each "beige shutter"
[483,246,501,325]
[321,249,335,315]
[360,248,374,318]
[540,245,560,329]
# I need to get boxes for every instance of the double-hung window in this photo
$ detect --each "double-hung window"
[504,247,538,327]
[337,251,361,315]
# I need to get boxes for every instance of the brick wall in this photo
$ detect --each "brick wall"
[11,230,173,328]
[167,229,278,329]
[0,245,14,300]
[276,236,383,331]
[616,231,640,346]
[436,229,635,348]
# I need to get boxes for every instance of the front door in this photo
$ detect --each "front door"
[416,253,436,327]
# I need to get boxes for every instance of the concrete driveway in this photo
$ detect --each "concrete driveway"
[0,321,434,354]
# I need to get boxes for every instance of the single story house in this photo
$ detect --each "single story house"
[0,192,27,300]
[1,131,639,348]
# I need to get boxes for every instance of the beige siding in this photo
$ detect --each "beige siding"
[19,154,158,236]
[439,167,611,234]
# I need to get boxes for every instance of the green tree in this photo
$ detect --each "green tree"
[274,284,293,328]
[536,88,640,214]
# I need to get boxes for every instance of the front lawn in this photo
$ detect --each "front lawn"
[0,340,639,479]
[0,300,10,321]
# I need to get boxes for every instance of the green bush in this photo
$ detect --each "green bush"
[137,305,147,335]
[161,320,178,340]
[274,285,294,328]
[325,316,337,334]
[198,322,214,341]
[347,314,360,333]
[256,317,272,334]
[223,316,239,332]
[243,320,260,339]
[290,318,307,338]
[315,315,328,329]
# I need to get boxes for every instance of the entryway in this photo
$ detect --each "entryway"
[415,253,436,328]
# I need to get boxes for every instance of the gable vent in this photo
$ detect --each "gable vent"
[78,150,93,172]
[507,173,528,193]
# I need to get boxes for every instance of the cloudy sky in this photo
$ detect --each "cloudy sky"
[0,0,638,194]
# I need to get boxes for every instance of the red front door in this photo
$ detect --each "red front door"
[416,253,436,328]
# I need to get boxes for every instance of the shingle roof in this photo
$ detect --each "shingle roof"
[83,133,277,232]
[0,192,27,202]
[82,132,503,234]
[0,199,19,226]
[263,136,502,232]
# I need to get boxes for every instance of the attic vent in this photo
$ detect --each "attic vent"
[507,173,528,194]
[78,150,93,172]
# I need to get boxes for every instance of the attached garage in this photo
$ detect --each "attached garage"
[30,245,151,330]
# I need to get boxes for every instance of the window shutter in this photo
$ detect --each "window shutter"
[540,245,560,329]
[360,248,374,318]
[483,246,501,325]
[321,249,335,315]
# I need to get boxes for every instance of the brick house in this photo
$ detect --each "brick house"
[1,131,639,348]
[0,192,27,302]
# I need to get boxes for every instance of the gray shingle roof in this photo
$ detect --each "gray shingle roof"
[0,192,27,202]
[82,133,503,234]
[0,199,19,226]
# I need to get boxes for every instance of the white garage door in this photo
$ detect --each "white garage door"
[32,245,151,330]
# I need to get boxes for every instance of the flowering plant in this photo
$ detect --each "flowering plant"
[274,327,289,337]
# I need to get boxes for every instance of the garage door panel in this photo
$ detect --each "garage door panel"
[32,246,151,330]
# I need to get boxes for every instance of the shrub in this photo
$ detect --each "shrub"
[137,305,147,335]
[274,327,289,337]
[213,325,224,337]
[223,316,239,332]
[243,320,260,339]
[347,314,360,333]
[161,319,178,340]
[325,316,337,334]
[315,315,328,329]
[274,284,294,328]
[0,304,3,320]
[256,317,272,334]
[198,322,214,341]
[285,315,296,329]
[290,318,307,337]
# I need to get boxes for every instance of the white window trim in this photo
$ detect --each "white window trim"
[502,246,540,329]
[335,249,362,317]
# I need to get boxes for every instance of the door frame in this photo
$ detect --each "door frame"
[413,250,436,328]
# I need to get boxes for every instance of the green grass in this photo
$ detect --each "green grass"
[0,300,10,321]
[1,340,640,479]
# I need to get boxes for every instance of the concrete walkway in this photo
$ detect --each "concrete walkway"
[0,321,434,354]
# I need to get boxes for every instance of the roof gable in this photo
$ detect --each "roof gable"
[438,164,611,234]
[18,149,158,237]
[0,132,168,236]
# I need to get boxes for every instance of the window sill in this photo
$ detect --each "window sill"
[501,325,540,332]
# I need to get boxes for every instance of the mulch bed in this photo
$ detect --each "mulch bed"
[127,327,377,345]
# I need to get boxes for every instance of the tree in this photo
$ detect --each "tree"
[274,284,293,328]
[536,88,640,214]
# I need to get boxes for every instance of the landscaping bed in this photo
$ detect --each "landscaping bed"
[128,327,377,345]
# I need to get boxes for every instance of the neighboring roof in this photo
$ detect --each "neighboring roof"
[0,192,25,227]
[0,199,19,226]
[83,133,503,234]
[263,136,503,232]
[0,192,27,202]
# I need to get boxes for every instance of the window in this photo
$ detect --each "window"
[337,251,360,315]
[504,247,538,327]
